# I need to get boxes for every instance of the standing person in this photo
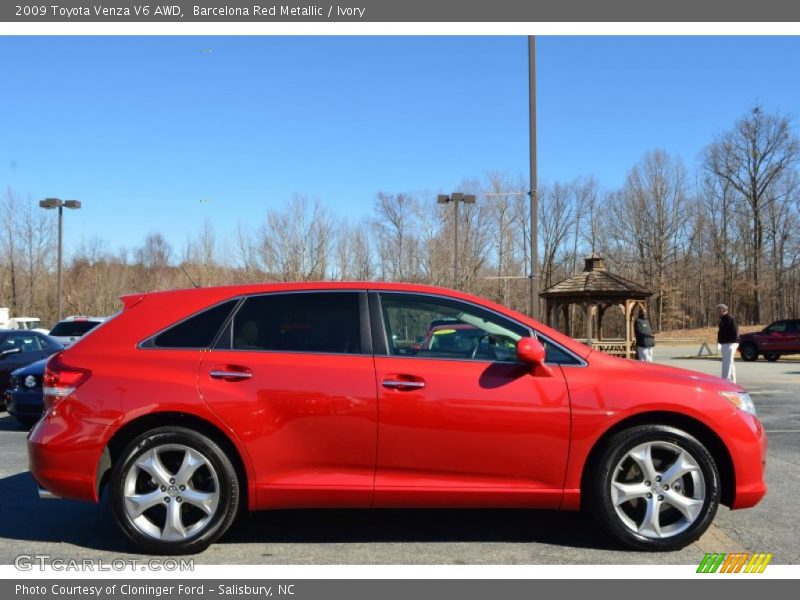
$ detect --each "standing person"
[634,307,655,362]
[717,303,739,382]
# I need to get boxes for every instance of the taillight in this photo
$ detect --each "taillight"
[42,353,91,413]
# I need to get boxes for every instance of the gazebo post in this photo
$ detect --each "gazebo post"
[625,299,632,359]
[597,303,607,342]
[584,302,593,347]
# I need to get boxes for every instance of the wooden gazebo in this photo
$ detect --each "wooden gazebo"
[539,254,653,358]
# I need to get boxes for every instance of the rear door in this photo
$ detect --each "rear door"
[371,292,572,509]
[787,320,800,354]
[198,291,378,510]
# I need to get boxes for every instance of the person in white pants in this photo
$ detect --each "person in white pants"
[716,303,739,383]
[719,342,738,382]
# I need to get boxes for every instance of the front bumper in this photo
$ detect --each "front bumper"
[729,412,768,509]
[6,389,44,418]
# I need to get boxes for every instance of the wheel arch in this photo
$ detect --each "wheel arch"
[739,341,759,360]
[98,412,250,511]
[580,411,735,508]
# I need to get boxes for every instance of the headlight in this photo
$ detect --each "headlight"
[720,391,757,416]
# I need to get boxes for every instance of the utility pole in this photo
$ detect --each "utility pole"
[437,193,476,289]
[528,35,539,319]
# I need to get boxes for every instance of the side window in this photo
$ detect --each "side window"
[151,299,239,349]
[788,321,800,333]
[379,293,526,362]
[537,336,582,365]
[765,321,786,333]
[228,292,361,354]
[35,334,57,351]
[0,333,41,353]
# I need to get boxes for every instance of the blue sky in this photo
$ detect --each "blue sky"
[1,36,799,254]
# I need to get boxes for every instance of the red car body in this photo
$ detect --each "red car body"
[27,282,766,548]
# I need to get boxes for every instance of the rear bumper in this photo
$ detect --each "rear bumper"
[27,408,110,503]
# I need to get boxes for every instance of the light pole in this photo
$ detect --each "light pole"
[528,35,539,319]
[437,192,476,289]
[39,198,81,321]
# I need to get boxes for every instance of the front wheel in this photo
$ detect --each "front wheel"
[110,427,240,554]
[589,425,720,551]
[764,352,780,362]
[739,343,758,362]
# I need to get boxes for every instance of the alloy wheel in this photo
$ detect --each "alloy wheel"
[610,441,706,539]
[123,443,220,542]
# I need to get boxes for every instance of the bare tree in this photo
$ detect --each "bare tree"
[0,188,21,312]
[261,195,333,281]
[604,150,690,330]
[704,105,800,323]
[539,181,577,289]
[372,192,420,281]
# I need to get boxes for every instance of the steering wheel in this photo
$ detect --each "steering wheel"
[470,333,492,359]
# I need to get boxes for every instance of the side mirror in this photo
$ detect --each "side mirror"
[516,337,553,377]
[0,347,22,359]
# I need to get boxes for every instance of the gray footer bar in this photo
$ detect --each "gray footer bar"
[1,580,787,600]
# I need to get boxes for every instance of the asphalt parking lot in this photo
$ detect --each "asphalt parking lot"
[0,345,796,565]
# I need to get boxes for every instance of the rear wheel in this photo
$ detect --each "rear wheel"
[589,425,720,551]
[764,352,780,362]
[110,427,240,554]
[739,343,758,362]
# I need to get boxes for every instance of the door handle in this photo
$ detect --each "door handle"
[382,379,425,390]
[210,369,253,380]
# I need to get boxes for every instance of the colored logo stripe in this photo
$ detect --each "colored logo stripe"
[697,553,772,573]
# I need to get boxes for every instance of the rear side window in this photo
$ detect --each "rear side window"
[150,299,239,349]
[49,320,101,337]
[0,333,44,353]
[227,292,361,354]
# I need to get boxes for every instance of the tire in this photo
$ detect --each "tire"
[764,353,780,362]
[110,426,240,555]
[588,424,720,551]
[16,416,40,429]
[739,343,758,362]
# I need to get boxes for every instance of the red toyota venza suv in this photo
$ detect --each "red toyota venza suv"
[28,282,767,554]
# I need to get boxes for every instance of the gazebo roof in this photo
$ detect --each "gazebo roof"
[539,254,653,301]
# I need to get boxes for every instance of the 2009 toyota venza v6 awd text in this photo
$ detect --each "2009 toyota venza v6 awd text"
[27,282,766,554]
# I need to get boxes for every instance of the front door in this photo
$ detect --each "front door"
[761,321,792,352]
[198,291,378,509]
[371,292,572,509]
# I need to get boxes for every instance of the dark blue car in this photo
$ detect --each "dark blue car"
[5,358,47,428]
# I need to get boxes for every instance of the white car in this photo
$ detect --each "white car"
[7,317,49,334]
[47,316,106,347]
